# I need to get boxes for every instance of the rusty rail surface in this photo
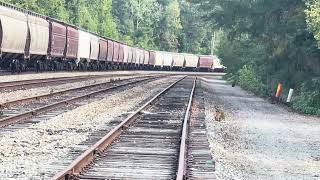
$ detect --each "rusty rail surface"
[52,76,187,180]
[0,76,161,128]
[185,80,216,179]
[176,78,196,180]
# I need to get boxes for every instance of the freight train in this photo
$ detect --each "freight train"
[0,2,224,73]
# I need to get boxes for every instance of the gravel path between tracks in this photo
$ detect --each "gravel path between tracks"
[0,76,180,179]
[201,76,320,180]
[0,71,223,83]
[0,71,149,83]
[0,75,144,104]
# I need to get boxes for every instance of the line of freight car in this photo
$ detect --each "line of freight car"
[52,77,194,179]
[0,1,224,73]
[0,75,162,128]
[152,52,224,72]
[0,2,120,73]
[0,2,152,73]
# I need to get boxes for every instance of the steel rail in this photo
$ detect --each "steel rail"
[176,78,196,180]
[0,76,96,89]
[0,76,161,128]
[0,75,155,108]
[0,74,140,90]
[51,76,186,180]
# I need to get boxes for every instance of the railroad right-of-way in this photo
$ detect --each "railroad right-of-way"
[1,71,317,179]
[0,75,160,127]
[0,74,182,179]
[53,77,215,179]
[0,74,218,179]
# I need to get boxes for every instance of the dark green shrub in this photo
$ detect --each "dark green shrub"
[292,78,320,115]
[238,65,267,96]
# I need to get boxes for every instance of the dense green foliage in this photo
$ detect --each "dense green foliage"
[112,0,162,48]
[4,0,211,52]
[112,0,197,52]
[293,78,320,115]
[178,0,212,54]
[306,0,320,47]
[6,0,118,38]
[193,0,320,115]
[3,0,320,114]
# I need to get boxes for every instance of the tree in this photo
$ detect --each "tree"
[7,0,69,21]
[305,0,320,47]
[97,0,118,38]
[154,0,182,51]
[178,0,212,54]
[112,0,161,48]
[5,0,117,38]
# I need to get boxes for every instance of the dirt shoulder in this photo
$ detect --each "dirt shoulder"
[201,76,320,179]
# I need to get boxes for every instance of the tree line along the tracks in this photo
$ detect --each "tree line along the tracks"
[5,0,320,115]
[195,0,320,115]
[6,0,211,54]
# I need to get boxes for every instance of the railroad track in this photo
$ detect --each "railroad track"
[0,73,142,91]
[185,80,216,179]
[52,77,215,180]
[0,75,162,128]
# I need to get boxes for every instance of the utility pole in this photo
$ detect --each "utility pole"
[76,0,80,25]
[211,31,215,55]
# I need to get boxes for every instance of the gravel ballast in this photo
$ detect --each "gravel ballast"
[0,75,144,104]
[0,71,149,83]
[0,76,180,179]
[201,76,320,179]
[0,71,223,83]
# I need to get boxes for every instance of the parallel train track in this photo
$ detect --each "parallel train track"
[0,76,161,128]
[0,72,223,93]
[52,77,215,179]
[0,73,144,91]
